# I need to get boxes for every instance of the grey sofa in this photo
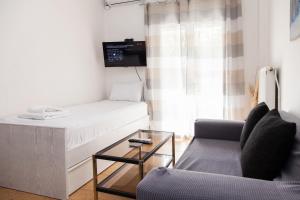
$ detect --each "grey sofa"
[137,112,300,200]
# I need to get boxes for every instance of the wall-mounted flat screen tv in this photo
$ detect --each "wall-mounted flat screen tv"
[102,41,147,67]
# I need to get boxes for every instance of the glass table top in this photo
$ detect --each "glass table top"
[95,130,174,163]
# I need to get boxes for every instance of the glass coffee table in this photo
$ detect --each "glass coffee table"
[92,129,175,199]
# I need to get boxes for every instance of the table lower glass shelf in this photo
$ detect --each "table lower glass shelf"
[96,153,173,198]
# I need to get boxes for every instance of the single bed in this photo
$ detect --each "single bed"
[0,100,149,199]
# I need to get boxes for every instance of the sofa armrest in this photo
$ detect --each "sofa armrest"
[137,168,283,200]
[194,119,244,141]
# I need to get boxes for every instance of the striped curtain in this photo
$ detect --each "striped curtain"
[145,0,248,136]
[223,0,247,120]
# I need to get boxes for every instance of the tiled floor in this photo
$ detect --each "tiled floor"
[0,137,191,200]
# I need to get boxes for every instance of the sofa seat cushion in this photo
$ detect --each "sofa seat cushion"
[175,138,242,176]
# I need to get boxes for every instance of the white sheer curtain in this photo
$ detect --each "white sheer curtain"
[145,0,247,136]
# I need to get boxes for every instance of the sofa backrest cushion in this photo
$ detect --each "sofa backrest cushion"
[240,102,269,149]
[276,111,300,181]
[241,109,296,181]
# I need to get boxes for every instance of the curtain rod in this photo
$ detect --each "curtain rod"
[105,0,141,7]
[104,0,174,9]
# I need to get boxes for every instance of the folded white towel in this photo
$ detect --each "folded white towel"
[27,105,65,114]
[18,110,70,120]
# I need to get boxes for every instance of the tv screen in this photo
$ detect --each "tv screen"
[102,41,147,67]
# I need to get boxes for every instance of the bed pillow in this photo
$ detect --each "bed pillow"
[241,109,296,181]
[240,102,269,149]
[109,81,143,102]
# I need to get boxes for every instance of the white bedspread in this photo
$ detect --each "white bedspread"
[0,100,148,150]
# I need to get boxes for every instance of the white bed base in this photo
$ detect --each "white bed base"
[0,116,149,200]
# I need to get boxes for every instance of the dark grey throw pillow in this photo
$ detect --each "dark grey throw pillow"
[240,102,269,149]
[241,109,296,181]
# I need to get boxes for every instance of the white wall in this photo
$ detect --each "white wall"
[103,4,146,96]
[242,0,273,90]
[257,0,271,67]
[269,0,290,68]
[242,0,266,88]
[0,0,105,116]
[269,0,300,117]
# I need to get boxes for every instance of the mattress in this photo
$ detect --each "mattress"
[0,100,148,151]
